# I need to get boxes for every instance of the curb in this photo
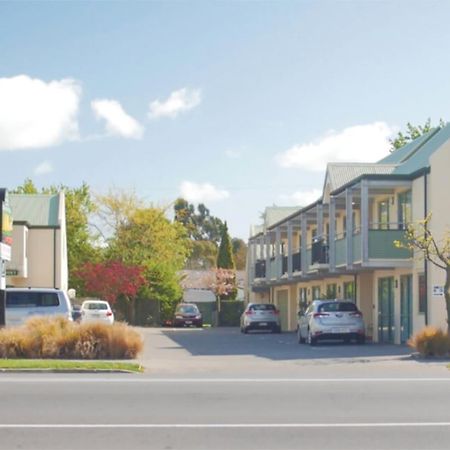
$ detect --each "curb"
[0,368,141,374]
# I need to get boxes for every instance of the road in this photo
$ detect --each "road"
[1,327,449,450]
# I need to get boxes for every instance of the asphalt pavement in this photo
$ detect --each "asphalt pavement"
[1,327,449,450]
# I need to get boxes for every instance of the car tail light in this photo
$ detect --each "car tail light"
[273,310,280,315]
[313,312,330,318]
[245,310,253,315]
[106,311,113,317]
[350,312,363,318]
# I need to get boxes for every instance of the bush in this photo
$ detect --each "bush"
[0,317,143,359]
[408,326,450,357]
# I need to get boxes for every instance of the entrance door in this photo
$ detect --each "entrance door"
[378,277,395,343]
[400,275,413,343]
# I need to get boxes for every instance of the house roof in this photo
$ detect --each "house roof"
[264,207,299,228]
[9,194,61,227]
[325,163,397,193]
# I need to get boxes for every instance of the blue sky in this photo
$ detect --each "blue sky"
[1,0,450,239]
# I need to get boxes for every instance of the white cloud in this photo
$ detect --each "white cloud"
[91,99,144,139]
[34,161,53,176]
[275,122,395,171]
[225,149,242,159]
[0,75,81,151]
[149,88,201,119]
[279,188,323,206]
[180,181,230,203]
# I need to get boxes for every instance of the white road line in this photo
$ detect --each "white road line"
[1,423,450,428]
[0,377,450,383]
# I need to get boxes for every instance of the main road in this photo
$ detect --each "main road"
[1,327,449,450]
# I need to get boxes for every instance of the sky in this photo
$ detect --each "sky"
[1,0,450,239]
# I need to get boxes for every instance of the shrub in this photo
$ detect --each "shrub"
[0,317,143,359]
[408,326,450,357]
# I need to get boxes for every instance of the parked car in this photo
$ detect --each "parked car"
[173,303,203,328]
[297,299,365,345]
[80,300,114,325]
[5,288,73,327]
[240,303,281,334]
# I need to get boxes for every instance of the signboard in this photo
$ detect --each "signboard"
[432,285,444,297]
[0,189,12,262]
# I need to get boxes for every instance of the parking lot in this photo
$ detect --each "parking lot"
[135,326,447,378]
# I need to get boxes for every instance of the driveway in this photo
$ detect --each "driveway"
[135,327,449,378]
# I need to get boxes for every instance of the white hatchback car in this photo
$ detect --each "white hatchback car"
[80,300,114,325]
[297,299,365,345]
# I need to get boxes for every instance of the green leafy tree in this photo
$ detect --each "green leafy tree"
[186,240,218,270]
[107,207,191,322]
[217,222,235,269]
[395,215,450,334]
[232,238,248,270]
[390,118,446,151]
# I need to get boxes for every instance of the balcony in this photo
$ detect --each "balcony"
[311,239,329,265]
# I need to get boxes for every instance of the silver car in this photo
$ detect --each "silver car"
[240,303,281,334]
[297,299,365,345]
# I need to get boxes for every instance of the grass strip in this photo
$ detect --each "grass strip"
[0,359,143,373]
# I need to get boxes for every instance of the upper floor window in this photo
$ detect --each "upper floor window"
[398,190,412,230]
[378,200,390,230]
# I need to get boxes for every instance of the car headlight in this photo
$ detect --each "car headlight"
[175,315,183,319]
[195,315,201,319]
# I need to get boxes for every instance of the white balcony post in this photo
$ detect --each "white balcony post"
[317,203,323,239]
[301,215,307,276]
[287,221,293,279]
[361,179,369,263]
[329,197,336,271]
[275,227,281,280]
[346,188,353,269]
[265,233,271,281]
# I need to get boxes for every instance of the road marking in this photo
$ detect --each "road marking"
[1,422,450,428]
[1,377,450,383]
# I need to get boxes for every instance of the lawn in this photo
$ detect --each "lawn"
[0,359,143,373]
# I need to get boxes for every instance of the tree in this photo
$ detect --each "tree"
[232,238,248,270]
[217,222,235,269]
[107,207,191,322]
[75,260,146,323]
[395,215,450,333]
[185,240,217,270]
[390,118,446,151]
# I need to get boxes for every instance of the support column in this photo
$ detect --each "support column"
[361,179,369,263]
[329,197,336,272]
[287,221,293,279]
[317,203,323,238]
[265,233,271,281]
[275,227,281,280]
[301,215,307,276]
[346,188,353,269]
[250,239,257,283]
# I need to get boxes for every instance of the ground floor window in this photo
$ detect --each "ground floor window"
[312,286,321,300]
[343,281,356,302]
[326,283,337,299]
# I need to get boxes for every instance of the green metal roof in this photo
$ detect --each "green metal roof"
[9,194,61,227]
[264,207,300,229]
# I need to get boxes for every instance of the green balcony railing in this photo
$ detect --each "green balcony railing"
[352,233,361,263]
[335,238,346,266]
[368,230,412,259]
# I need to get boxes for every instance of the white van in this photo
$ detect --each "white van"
[5,288,73,327]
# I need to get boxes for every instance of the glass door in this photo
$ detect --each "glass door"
[378,277,395,343]
[400,275,413,343]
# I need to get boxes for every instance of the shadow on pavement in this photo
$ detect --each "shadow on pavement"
[161,327,412,361]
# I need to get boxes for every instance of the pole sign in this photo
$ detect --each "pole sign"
[0,189,12,261]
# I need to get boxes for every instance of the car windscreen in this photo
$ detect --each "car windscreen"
[6,292,60,308]
[249,304,276,311]
[177,305,198,314]
[84,303,108,310]
[318,302,357,313]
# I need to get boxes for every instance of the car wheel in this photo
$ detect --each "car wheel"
[243,326,249,334]
[273,326,281,334]
[297,328,305,344]
[307,330,317,346]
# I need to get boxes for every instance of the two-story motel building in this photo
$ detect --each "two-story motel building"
[246,125,450,344]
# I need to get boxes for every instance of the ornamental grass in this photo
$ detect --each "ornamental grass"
[408,326,450,357]
[0,316,143,359]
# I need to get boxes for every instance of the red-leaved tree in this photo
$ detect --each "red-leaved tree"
[75,261,146,323]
